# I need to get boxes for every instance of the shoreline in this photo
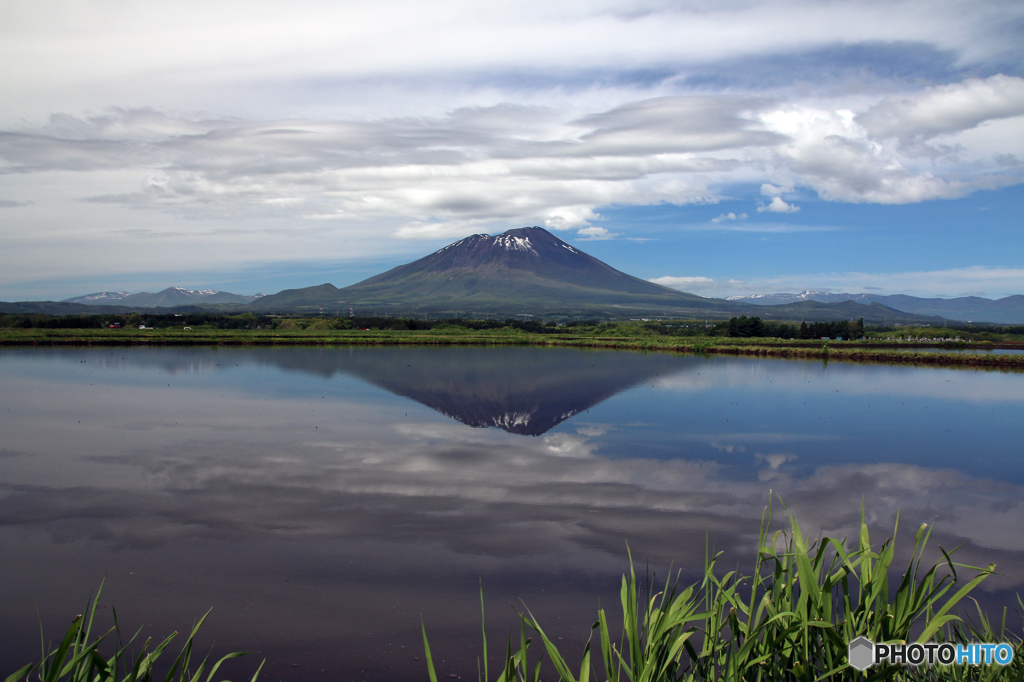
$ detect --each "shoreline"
[2,330,1023,369]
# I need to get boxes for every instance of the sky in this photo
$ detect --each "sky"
[1,0,1023,301]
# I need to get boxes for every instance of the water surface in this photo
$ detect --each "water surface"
[2,347,1022,681]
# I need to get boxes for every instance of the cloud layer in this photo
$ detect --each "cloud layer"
[1,1,1023,296]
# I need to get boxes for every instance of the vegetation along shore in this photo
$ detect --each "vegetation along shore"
[2,313,1023,369]
[423,500,1024,681]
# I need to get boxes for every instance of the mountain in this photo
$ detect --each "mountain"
[728,291,1024,323]
[747,300,943,326]
[6,229,960,325]
[250,227,945,323]
[252,227,750,318]
[61,291,132,304]
[63,287,264,308]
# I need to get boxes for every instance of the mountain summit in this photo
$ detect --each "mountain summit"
[352,226,688,298]
[253,226,723,315]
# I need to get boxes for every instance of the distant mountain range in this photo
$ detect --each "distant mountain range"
[64,287,264,307]
[2,228,1019,324]
[728,291,1024,324]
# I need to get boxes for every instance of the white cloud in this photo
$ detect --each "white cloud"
[4,2,1021,124]
[545,206,601,230]
[857,75,1024,144]
[757,196,801,213]
[576,226,619,240]
[711,212,747,223]
[649,276,714,289]
[760,183,790,197]
[393,221,491,240]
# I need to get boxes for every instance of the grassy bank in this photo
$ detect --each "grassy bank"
[5,582,261,682]
[2,327,1023,370]
[424,499,1022,681]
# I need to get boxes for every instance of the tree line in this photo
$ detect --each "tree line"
[1,312,867,339]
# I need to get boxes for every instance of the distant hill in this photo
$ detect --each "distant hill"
[64,287,263,307]
[0,301,209,315]
[747,300,944,326]
[728,291,1024,324]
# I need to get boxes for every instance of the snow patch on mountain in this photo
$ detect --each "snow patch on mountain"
[492,235,537,254]
[62,291,132,303]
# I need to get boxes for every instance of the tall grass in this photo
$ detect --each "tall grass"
[5,582,262,682]
[423,498,1021,681]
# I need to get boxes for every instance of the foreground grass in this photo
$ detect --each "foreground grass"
[5,583,261,682]
[424,499,1022,681]
[2,328,1022,370]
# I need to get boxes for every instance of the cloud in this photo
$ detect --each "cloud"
[394,220,493,240]
[857,75,1024,144]
[760,183,789,197]
[650,276,714,289]
[711,212,747,223]
[650,266,1024,299]
[757,196,801,213]
[576,226,619,240]
[4,3,1022,122]
[3,3,1024,292]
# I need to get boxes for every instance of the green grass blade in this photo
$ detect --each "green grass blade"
[421,617,439,682]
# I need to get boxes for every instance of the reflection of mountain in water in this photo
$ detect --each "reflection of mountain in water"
[260,346,692,436]
[41,346,694,436]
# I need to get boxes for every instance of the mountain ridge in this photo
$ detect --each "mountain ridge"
[9,227,1004,324]
[728,291,1024,323]
[64,286,264,307]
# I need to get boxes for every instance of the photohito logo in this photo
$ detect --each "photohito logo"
[848,637,1015,671]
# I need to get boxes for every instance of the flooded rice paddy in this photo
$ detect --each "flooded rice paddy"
[1,346,1022,681]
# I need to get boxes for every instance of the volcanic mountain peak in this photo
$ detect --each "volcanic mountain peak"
[434,227,568,258]
[249,225,724,314]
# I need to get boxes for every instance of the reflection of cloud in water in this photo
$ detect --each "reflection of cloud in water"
[3,415,1023,587]
[575,424,613,437]
[653,357,1024,403]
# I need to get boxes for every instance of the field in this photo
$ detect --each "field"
[2,324,1023,369]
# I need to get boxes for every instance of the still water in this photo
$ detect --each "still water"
[2,347,1022,680]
